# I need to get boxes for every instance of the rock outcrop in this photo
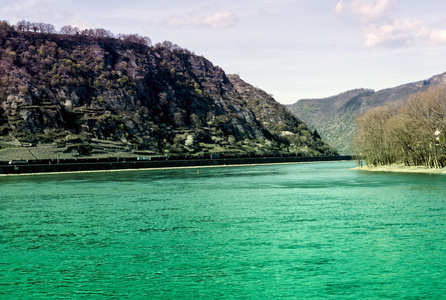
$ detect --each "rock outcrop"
[0,28,337,157]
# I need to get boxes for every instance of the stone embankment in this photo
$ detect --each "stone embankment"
[0,155,353,175]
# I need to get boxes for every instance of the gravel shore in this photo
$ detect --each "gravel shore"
[353,164,446,175]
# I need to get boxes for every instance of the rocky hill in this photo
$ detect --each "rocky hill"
[0,24,337,159]
[286,72,446,154]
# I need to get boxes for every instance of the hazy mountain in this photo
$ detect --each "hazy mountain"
[286,72,446,154]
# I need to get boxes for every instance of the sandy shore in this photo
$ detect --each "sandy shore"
[353,164,446,175]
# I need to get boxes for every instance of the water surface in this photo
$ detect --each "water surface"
[1,162,445,299]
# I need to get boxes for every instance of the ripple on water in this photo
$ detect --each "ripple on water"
[1,162,446,299]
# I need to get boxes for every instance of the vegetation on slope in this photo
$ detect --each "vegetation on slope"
[0,20,337,158]
[287,74,446,154]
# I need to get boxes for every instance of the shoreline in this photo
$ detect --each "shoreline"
[0,160,351,177]
[0,155,353,176]
[353,164,446,175]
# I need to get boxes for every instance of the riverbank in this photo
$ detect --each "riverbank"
[354,164,446,175]
[0,161,333,177]
[0,155,353,176]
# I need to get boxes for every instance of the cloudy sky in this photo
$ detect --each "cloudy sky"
[2,0,446,104]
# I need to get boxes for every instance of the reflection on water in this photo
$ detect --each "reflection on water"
[1,162,445,299]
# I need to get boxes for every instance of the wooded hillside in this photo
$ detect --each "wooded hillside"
[0,20,337,159]
[286,73,446,154]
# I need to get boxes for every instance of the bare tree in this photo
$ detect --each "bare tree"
[60,25,74,35]
[16,20,30,31]
[355,84,446,168]
[354,104,398,166]
[63,25,81,35]
[118,33,151,46]
[94,28,114,38]
[35,22,45,33]
[42,23,56,34]
[82,29,95,36]
[30,23,39,32]
[72,27,81,35]
[399,85,446,167]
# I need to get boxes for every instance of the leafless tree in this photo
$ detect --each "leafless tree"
[10,19,152,46]
[42,23,56,34]
[354,104,398,166]
[118,33,152,46]
[355,84,446,168]
[16,20,30,31]
[60,25,74,35]
[31,23,39,32]
[93,28,114,38]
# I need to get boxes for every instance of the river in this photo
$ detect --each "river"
[1,161,445,299]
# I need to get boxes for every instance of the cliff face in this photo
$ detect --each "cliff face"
[0,30,337,157]
[287,73,446,154]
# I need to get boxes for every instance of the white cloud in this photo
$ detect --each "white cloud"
[171,11,235,29]
[204,11,235,28]
[364,18,422,47]
[416,26,432,40]
[334,0,399,23]
[427,29,446,45]
[364,20,446,48]
[334,1,446,48]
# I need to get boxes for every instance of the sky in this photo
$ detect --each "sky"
[2,0,446,104]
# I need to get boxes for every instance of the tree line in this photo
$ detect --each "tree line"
[354,84,446,168]
[0,20,152,46]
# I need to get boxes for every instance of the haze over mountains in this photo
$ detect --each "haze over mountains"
[286,72,446,154]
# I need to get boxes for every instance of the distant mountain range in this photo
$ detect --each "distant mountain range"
[0,23,337,158]
[286,72,446,154]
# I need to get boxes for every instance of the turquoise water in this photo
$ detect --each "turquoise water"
[1,161,445,299]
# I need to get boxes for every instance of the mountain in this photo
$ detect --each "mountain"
[286,72,446,154]
[0,25,337,159]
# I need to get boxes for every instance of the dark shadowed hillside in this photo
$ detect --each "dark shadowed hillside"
[0,23,337,159]
[286,72,446,154]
